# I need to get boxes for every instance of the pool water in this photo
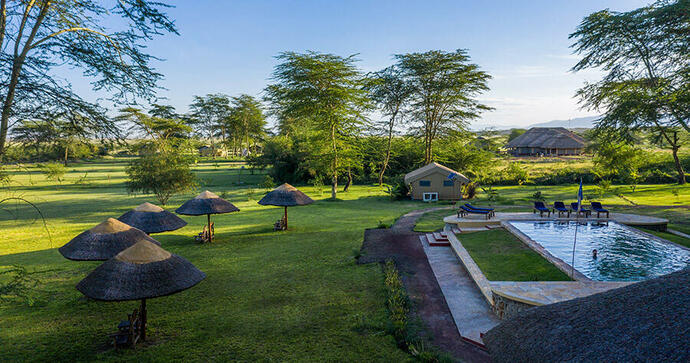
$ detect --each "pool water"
[508,221,690,282]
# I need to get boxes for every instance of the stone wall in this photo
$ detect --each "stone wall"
[492,293,536,320]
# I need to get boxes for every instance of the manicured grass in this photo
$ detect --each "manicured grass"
[0,159,423,361]
[413,208,453,232]
[458,229,571,282]
[641,228,690,249]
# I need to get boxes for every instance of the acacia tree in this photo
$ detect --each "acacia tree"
[116,106,191,146]
[188,94,232,158]
[265,51,370,199]
[228,94,266,155]
[571,0,690,184]
[366,66,413,186]
[11,106,111,165]
[0,1,177,158]
[395,50,492,164]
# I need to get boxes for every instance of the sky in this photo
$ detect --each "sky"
[72,0,651,129]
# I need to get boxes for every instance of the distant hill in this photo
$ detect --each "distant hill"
[528,116,599,129]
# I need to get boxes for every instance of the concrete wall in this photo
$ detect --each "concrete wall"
[409,171,464,200]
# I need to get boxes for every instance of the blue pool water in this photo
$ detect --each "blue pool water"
[508,220,690,281]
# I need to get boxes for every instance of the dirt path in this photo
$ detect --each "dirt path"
[358,207,490,362]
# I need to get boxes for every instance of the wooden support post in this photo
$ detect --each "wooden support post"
[284,206,288,230]
[207,214,212,242]
[140,298,147,342]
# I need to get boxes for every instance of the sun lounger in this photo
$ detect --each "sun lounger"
[553,201,570,217]
[457,205,493,220]
[570,202,591,218]
[533,201,551,217]
[591,202,609,218]
[463,204,495,217]
[465,203,494,212]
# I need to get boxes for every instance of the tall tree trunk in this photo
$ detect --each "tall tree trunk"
[63,144,69,166]
[344,166,352,192]
[0,2,50,158]
[0,64,23,158]
[672,146,686,185]
[331,125,338,200]
[378,123,394,186]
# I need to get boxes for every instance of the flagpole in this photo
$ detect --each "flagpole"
[571,214,579,279]
[571,179,583,279]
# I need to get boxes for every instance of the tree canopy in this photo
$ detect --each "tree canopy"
[265,51,371,199]
[571,0,690,184]
[394,49,492,164]
[0,0,178,158]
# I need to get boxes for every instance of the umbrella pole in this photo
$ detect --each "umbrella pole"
[284,206,288,230]
[207,214,212,242]
[140,298,147,342]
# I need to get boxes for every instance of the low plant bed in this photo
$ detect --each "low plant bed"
[459,229,571,281]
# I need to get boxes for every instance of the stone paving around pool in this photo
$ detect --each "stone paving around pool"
[443,212,669,230]
[438,231,636,320]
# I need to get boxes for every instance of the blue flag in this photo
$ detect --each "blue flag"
[577,178,583,211]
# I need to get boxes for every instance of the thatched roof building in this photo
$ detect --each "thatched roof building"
[506,127,585,156]
[59,218,160,261]
[483,268,690,362]
[118,202,187,234]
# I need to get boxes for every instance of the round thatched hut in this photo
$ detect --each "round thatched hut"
[483,268,690,362]
[76,240,206,341]
[59,218,160,261]
[118,202,187,234]
[175,191,239,242]
[258,183,314,230]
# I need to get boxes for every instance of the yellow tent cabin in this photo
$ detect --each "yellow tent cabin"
[404,162,469,201]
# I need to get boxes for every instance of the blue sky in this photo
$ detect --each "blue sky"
[73,0,650,128]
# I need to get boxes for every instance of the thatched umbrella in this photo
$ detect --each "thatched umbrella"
[117,202,187,234]
[59,218,160,261]
[76,240,206,341]
[175,191,239,242]
[257,183,314,229]
[483,268,690,362]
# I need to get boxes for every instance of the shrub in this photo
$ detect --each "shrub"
[387,175,410,200]
[126,151,197,205]
[532,191,545,201]
[462,182,477,199]
[261,175,275,190]
[40,162,66,183]
[0,266,39,306]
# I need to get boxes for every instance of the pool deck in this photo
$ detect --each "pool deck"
[490,280,632,306]
[443,211,668,229]
[440,231,632,309]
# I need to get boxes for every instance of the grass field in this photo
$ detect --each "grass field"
[1,158,687,360]
[0,159,424,362]
[458,229,571,281]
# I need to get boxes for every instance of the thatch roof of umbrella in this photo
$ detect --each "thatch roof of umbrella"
[258,183,314,207]
[59,218,160,261]
[175,191,240,216]
[118,202,187,234]
[76,240,205,342]
[76,240,206,301]
[483,268,690,362]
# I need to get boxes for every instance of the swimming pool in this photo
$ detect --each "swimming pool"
[507,220,690,282]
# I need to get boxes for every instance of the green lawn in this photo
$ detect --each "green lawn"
[0,159,423,361]
[413,207,453,232]
[458,229,571,281]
